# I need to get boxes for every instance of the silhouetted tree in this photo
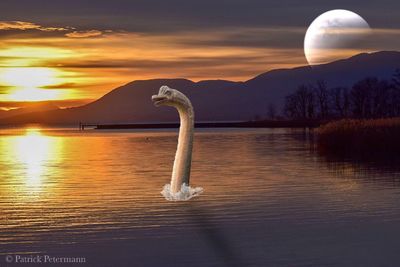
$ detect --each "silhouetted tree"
[392,69,400,116]
[393,69,400,88]
[351,77,374,118]
[284,84,315,119]
[284,73,400,120]
[351,77,392,118]
[284,94,299,118]
[329,86,350,118]
[306,88,315,119]
[314,80,329,119]
[371,80,391,117]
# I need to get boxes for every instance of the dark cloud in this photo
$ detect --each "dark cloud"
[179,28,305,49]
[0,99,92,108]
[40,82,100,90]
[0,56,19,62]
[40,82,77,89]
[0,29,67,39]
[0,1,398,55]
[0,0,398,33]
[0,0,397,64]
[43,53,304,71]
[0,85,13,94]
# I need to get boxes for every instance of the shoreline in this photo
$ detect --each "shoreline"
[82,120,323,130]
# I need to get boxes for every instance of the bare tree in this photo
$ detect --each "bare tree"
[371,79,390,117]
[306,88,315,119]
[284,75,398,120]
[314,80,329,119]
[351,77,374,118]
[393,69,400,88]
[350,77,393,118]
[296,85,314,119]
[329,86,350,118]
[392,69,400,116]
[284,94,300,118]
[284,84,315,119]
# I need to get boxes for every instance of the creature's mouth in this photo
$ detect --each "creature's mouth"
[152,95,167,106]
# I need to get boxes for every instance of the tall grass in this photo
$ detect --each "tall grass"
[317,118,400,155]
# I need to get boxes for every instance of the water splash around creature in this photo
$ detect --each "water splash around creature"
[152,86,203,201]
[161,184,203,201]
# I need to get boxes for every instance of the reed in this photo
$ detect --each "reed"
[317,118,400,154]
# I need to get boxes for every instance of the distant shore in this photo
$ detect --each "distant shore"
[79,120,324,130]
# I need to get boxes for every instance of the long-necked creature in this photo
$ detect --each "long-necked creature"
[152,86,194,194]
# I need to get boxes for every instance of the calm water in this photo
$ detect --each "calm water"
[0,127,400,267]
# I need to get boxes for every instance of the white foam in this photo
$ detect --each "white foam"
[161,183,203,201]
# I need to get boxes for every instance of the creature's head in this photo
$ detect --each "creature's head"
[152,85,191,108]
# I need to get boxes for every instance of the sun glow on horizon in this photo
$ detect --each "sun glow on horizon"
[0,67,73,102]
[0,29,309,108]
[0,46,86,104]
[2,67,57,87]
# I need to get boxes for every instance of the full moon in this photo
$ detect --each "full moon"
[304,9,370,65]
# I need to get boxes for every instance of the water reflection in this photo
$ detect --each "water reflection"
[279,128,400,186]
[0,127,399,267]
[310,134,400,186]
[18,129,48,188]
[1,128,63,199]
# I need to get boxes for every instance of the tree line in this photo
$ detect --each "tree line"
[283,69,400,120]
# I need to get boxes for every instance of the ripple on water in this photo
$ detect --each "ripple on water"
[0,128,400,266]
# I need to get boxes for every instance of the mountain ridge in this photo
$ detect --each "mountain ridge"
[1,51,399,125]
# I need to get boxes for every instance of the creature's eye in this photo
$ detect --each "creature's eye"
[165,91,172,96]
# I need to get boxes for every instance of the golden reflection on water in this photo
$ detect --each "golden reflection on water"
[5,128,63,199]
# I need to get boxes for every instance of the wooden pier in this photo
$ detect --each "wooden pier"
[79,122,99,130]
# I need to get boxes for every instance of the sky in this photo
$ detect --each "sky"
[0,0,399,109]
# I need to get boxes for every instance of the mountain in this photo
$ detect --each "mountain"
[1,51,399,125]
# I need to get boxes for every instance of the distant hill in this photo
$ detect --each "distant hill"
[1,51,399,125]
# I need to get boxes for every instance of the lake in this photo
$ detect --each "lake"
[0,127,399,267]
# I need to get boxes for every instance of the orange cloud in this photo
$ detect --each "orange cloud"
[65,30,103,38]
[0,21,69,32]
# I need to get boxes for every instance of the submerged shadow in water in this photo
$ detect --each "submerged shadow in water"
[185,202,247,267]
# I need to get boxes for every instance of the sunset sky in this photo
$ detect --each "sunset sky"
[0,0,399,109]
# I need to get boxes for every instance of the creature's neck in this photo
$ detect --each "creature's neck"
[170,104,194,193]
